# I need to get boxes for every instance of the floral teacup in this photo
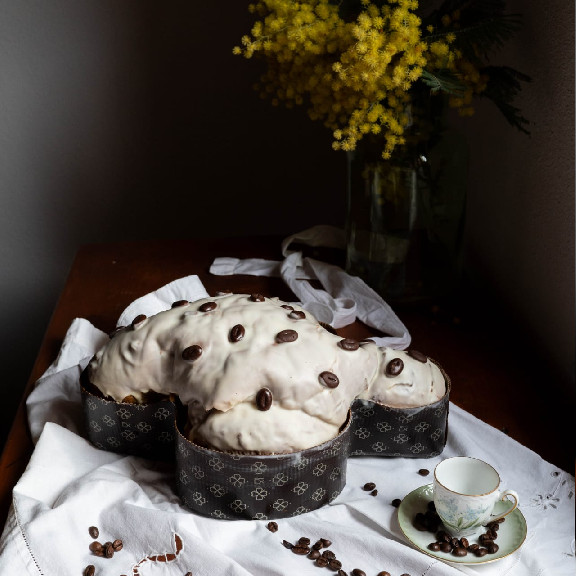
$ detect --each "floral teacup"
[433,457,519,537]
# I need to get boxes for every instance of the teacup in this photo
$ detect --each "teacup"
[433,457,519,537]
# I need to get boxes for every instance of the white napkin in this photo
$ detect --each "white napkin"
[210,225,412,349]
[1,275,574,576]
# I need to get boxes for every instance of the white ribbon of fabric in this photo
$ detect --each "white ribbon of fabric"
[210,225,411,349]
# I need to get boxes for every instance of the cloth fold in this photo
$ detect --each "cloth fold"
[210,225,411,348]
[0,274,574,576]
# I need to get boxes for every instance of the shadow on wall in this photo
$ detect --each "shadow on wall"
[0,1,347,451]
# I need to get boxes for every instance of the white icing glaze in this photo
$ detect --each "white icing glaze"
[87,293,445,453]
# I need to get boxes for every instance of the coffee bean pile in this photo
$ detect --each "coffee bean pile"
[412,502,505,558]
[272,520,411,576]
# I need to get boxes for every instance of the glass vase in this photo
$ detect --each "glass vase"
[345,129,468,304]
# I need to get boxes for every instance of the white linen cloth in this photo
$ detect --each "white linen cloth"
[210,225,411,349]
[0,275,574,576]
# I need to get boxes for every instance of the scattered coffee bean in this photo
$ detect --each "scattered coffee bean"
[407,349,427,363]
[319,371,339,388]
[320,538,332,548]
[371,489,378,496]
[266,521,278,533]
[351,569,366,576]
[288,310,306,320]
[229,324,245,342]
[308,549,321,559]
[256,387,273,411]
[291,544,310,555]
[329,559,343,570]
[418,468,430,476]
[83,565,95,576]
[338,570,348,576]
[104,542,114,558]
[88,526,99,539]
[198,301,217,312]
[282,540,293,549]
[385,358,404,376]
[377,572,392,576]
[275,329,298,343]
[338,338,360,351]
[363,482,376,491]
[112,539,123,552]
[249,294,265,302]
[298,537,310,546]
[391,498,402,508]
[182,345,203,361]
[312,540,324,550]
[315,557,329,567]
[89,541,103,556]
[322,549,336,560]
[184,572,193,576]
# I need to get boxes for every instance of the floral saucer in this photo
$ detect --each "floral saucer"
[398,484,527,565]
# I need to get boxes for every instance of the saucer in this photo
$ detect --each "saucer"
[397,484,527,565]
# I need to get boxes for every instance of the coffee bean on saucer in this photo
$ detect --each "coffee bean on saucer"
[468,543,480,552]
[88,526,99,539]
[459,537,469,549]
[486,542,500,554]
[363,482,376,491]
[439,542,452,553]
[198,301,217,312]
[452,547,468,557]
[171,299,189,308]
[428,542,441,551]
[83,566,95,576]
[474,548,488,557]
[266,521,278,533]
[436,530,450,543]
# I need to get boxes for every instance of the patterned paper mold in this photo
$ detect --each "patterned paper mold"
[80,382,176,461]
[175,407,352,520]
[350,362,450,458]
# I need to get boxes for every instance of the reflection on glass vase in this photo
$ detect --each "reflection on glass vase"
[345,131,468,304]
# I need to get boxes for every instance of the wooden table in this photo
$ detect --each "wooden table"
[0,237,573,529]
